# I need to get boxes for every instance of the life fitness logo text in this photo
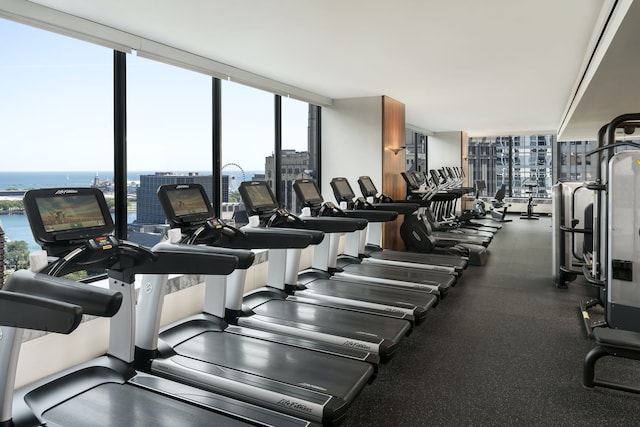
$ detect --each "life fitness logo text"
[277,399,313,413]
[54,189,79,195]
[342,340,370,350]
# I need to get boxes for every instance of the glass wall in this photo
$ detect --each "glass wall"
[221,80,274,222]
[556,140,594,182]
[512,135,553,197]
[403,129,428,198]
[280,98,316,213]
[0,19,112,281]
[405,130,428,173]
[0,17,321,279]
[556,138,640,183]
[468,134,554,199]
[127,53,212,237]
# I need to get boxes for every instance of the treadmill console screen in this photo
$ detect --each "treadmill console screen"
[23,188,113,246]
[157,184,213,227]
[331,178,355,201]
[410,172,423,188]
[36,195,105,232]
[239,181,279,214]
[293,180,324,205]
[358,176,377,197]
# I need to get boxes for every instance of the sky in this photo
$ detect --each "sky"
[0,18,309,173]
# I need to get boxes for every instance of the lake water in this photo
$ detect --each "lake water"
[0,170,255,252]
[0,171,151,190]
[0,170,254,191]
[0,214,38,251]
[1,213,138,252]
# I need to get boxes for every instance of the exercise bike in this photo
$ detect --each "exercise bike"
[519,182,539,220]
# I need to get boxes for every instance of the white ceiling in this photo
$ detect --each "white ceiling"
[16,0,632,139]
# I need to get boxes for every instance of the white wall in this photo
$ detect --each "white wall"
[428,131,462,170]
[321,97,383,202]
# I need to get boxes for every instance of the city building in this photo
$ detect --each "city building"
[90,172,114,193]
[136,172,213,224]
[556,140,595,182]
[468,135,554,199]
[265,149,312,212]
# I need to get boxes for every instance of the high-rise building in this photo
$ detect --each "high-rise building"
[222,175,229,203]
[136,172,213,224]
[468,135,553,199]
[556,140,594,182]
[265,149,311,212]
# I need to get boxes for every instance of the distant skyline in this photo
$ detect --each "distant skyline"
[0,18,309,173]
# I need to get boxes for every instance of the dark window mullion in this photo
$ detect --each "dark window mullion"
[212,77,222,218]
[113,50,127,240]
[274,95,282,204]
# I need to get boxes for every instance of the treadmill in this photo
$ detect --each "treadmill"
[3,187,318,427]
[297,178,468,276]
[150,183,410,356]
[331,176,488,266]
[239,181,455,302]
[317,179,461,290]
[235,181,415,361]
[133,184,380,425]
[423,171,495,243]
[283,179,441,324]
[331,177,469,268]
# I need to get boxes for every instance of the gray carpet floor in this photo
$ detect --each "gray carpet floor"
[342,215,640,426]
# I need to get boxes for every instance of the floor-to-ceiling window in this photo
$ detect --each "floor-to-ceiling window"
[405,130,428,174]
[280,98,317,213]
[468,134,553,199]
[127,53,212,236]
[556,140,594,182]
[221,80,275,222]
[0,17,322,279]
[0,18,112,281]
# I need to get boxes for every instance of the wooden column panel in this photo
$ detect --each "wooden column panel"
[381,96,405,251]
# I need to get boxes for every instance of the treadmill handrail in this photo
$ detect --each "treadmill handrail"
[0,286,83,335]
[4,269,122,318]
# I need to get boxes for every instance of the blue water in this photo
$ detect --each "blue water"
[0,171,169,190]
[0,170,258,252]
[1,213,137,252]
[0,214,39,251]
[0,170,257,191]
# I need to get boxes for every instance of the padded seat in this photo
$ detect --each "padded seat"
[583,327,640,393]
[595,328,640,350]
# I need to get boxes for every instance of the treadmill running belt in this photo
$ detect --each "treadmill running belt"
[252,299,409,342]
[173,331,372,400]
[43,383,252,427]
